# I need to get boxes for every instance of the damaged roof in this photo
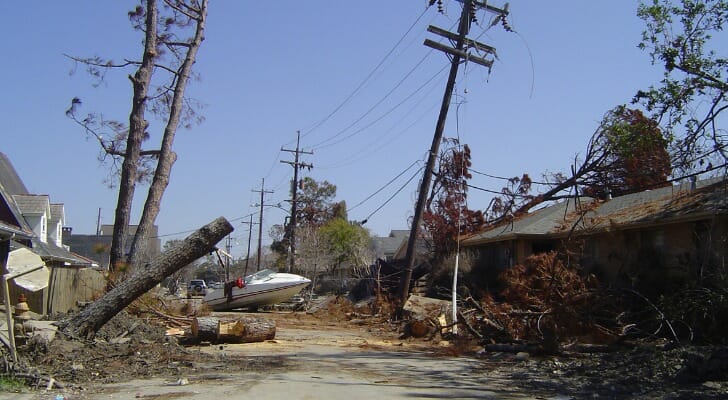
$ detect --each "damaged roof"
[464,177,728,246]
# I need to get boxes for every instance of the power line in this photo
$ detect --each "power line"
[361,165,424,225]
[317,96,441,170]
[316,70,446,169]
[300,7,433,141]
[348,159,421,213]
[470,168,554,185]
[311,50,438,150]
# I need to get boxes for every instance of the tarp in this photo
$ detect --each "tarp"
[6,248,49,291]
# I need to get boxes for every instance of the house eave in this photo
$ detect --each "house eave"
[463,209,727,247]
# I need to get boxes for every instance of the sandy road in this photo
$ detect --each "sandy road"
[3,311,548,400]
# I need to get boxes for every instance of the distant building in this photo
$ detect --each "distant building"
[371,230,409,262]
[64,224,161,270]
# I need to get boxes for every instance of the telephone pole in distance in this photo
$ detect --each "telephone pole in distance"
[252,178,273,271]
[281,130,313,273]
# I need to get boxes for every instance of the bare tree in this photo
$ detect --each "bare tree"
[66,0,209,272]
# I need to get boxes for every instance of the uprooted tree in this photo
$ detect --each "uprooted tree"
[58,217,233,340]
[66,0,209,272]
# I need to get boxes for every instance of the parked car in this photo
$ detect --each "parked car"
[187,279,208,298]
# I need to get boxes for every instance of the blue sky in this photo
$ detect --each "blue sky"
[1,1,663,258]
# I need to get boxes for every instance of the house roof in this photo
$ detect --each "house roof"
[11,239,95,267]
[12,194,51,216]
[64,234,111,268]
[0,180,32,239]
[49,203,65,225]
[0,220,31,240]
[463,177,728,246]
[0,152,29,195]
[371,230,410,258]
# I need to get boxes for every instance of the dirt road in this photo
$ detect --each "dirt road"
[4,308,725,399]
[3,310,553,400]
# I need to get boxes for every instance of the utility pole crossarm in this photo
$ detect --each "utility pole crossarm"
[423,39,494,69]
[426,25,497,56]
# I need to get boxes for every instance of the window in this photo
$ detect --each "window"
[40,215,47,238]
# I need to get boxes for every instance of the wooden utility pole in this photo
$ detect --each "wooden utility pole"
[281,131,313,273]
[240,214,257,276]
[399,0,506,307]
[252,179,273,271]
[224,234,233,280]
[96,208,102,236]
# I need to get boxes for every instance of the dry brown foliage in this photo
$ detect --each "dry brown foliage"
[472,252,617,345]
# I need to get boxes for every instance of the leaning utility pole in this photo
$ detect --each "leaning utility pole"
[399,0,507,307]
[281,130,313,273]
[252,178,273,271]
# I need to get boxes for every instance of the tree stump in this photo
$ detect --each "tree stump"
[191,316,276,343]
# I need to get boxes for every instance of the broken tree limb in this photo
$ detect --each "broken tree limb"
[191,316,276,343]
[58,217,234,339]
[458,310,483,340]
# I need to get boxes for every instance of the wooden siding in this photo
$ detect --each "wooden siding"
[46,267,106,314]
[6,266,106,315]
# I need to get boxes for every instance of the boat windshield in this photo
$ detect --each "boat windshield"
[245,268,276,284]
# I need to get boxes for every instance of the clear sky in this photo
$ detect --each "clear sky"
[1,1,663,258]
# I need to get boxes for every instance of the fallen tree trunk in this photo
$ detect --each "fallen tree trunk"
[191,316,276,343]
[58,217,234,339]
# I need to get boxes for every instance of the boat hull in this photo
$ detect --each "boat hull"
[203,271,310,311]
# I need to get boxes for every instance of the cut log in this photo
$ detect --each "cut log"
[58,217,234,339]
[191,316,219,342]
[191,316,276,343]
[403,295,451,320]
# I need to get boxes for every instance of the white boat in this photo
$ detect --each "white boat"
[203,269,311,311]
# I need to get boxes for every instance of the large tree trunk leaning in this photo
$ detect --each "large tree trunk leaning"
[191,316,276,344]
[109,0,158,271]
[58,217,233,339]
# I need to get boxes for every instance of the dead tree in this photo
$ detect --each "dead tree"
[58,217,233,339]
[65,0,210,272]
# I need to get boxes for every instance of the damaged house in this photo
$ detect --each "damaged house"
[461,178,728,290]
